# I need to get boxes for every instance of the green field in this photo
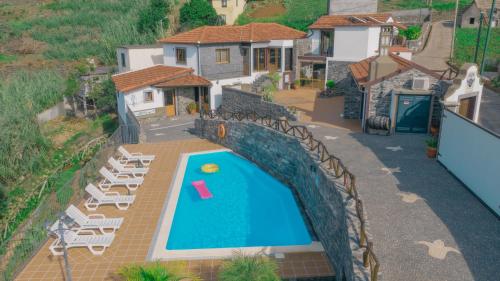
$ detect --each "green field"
[236,0,328,31]
[379,0,472,11]
[454,27,500,67]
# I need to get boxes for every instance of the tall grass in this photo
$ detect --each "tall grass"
[0,70,64,184]
[454,28,500,67]
[379,0,472,11]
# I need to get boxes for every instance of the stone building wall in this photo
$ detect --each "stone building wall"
[327,61,353,93]
[367,69,443,120]
[176,87,196,115]
[196,118,372,281]
[344,87,363,119]
[221,86,297,121]
[199,43,245,80]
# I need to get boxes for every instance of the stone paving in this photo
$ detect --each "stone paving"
[301,122,500,281]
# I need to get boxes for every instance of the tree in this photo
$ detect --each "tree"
[88,76,117,113]
[137,0,171,34]
[180,0,220,29]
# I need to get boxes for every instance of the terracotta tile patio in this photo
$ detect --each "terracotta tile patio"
[274,89,362,132]
[15,139,334,281]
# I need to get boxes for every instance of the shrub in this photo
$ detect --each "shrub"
[88,76,117,112]
[180,0,220,29]
[326,80,335,89]
[118,262,199,281]
[137,0,171,34]
[401,25,422,40]
[426,138,438,148]
[186,101,197,114]
[218,253,281,281]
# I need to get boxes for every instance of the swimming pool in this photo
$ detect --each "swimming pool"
[149,149,323,260]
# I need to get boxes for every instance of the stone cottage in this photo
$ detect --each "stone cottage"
[460,0,499,28]
[347,53,446,134]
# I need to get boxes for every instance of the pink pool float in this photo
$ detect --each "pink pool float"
[192,180,213,199]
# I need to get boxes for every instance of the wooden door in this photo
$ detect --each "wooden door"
[458,96,476,120]
[164,89,176,117]
[242,48,250,76]
[268,48,281,72]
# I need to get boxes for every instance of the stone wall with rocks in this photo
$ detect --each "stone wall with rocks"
[327,61,354,93]
[221,86,297,121]
[196,118,371,281]
[344,88,363,119]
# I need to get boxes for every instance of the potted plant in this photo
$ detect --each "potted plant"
[291,80,300,90]
[186,102,197,115]
[425,138,438,158]
[218,252,280,281]
[326,80,335,91]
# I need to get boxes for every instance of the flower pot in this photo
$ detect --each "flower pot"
[426,147,437,158]
[430,126,439,137]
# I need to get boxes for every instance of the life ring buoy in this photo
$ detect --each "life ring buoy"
[218,124,226,139]
[201,163,219,173]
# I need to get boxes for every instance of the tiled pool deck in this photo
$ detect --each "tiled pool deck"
[15,139,334,281]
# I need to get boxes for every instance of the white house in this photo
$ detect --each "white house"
[113,23,306,119]
[116,45,164,73]
[298,13,407,90]
[444,63,484,122]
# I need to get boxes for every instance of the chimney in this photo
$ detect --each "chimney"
[369,56,399,81]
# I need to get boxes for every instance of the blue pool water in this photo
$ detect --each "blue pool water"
[166,151,312,250]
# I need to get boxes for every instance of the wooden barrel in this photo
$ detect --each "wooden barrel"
[367,116,390,130]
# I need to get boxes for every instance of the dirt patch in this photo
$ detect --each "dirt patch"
[249,3,286,18]
[42,116,91,147]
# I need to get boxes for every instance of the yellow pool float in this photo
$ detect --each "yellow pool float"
[201,163,219,174]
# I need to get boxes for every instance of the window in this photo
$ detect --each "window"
[216,48,230,64]
[469,17,475,25]
[120,53,126,68]
[222,0,227,7]
[253,48,267,72]
[176,48,186,64]
[144,91,154,103]
[285,48,293,71]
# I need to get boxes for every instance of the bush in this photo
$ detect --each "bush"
[118,262,199,281]
[186,101,197,114]
[401,25,422,40]
[218,253,281,281]
[137,0,171,34]
[180,0,220,29]
[326,80,335,89]
[88,76,117,112]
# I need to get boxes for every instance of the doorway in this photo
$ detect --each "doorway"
[164,89,176,117]
[268,48,281,72]
[194,87,210,112]
[458,96,476,120]
[395,94,432,133]
[242,47,250,76]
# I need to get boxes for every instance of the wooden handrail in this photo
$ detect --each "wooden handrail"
[201,109,379,281]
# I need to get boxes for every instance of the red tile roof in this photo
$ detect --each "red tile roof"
[349,54,439,85]
[389,45,412,53]
[309,13,406,29]
[154,74,211,87]
[112,65,209,92]
[159,23,307,44]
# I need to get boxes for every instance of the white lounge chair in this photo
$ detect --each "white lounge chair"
[118,146,155,166]
[99,167,143,192]
[108,157,149,177]
[49,227,115,256]
[84,183,135,211]
[65,204,123,234]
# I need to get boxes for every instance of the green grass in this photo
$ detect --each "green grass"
[236,0,328,31]
[453,27,500,67]
[379,0,472,11]
[0,53,16,63]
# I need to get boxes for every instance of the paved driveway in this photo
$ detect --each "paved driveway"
[302,125,500,281]
[414,21,453,71]
[142,115,198,143]
[479,87,500,135]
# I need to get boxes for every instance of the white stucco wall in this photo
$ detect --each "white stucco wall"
[438,109,500,216]
[164,44,199,74]
[332,26,379,61]
[209,76,257,109]
[122,86,164,116]
[393,51,412,61]
[116,47,164,73]
[445,65,483,122]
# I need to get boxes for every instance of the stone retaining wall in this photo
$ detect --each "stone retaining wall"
[221,86,297,121]
[196,118,371,281]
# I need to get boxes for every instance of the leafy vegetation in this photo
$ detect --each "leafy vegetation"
[0,53,16,63]
[118,262,200,281]
[453,28,500,67]
[180,0,220,29]
[218,253,281,281]
[400,25,422,40]
[88,76,118,113]
[326,80,335,90]
[138,0,172,34]
[236,0,328,31]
